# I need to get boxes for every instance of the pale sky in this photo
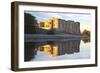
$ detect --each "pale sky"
[25,11,91,32]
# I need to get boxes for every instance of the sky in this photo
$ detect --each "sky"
[25,11,91,32]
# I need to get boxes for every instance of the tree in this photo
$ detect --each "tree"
[24,13,38,34]
[81,29,90,37]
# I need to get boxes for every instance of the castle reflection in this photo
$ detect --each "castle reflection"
[24,40,80,61]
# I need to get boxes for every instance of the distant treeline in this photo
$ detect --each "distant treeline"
[24,13,38,34]
[24,13,55,34]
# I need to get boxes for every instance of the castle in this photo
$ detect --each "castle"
[38,17,80,35]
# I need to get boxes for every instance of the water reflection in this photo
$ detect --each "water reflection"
[82,38,90,43]
[24,40,81,61]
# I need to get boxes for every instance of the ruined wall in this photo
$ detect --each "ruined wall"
[57,19,80,35]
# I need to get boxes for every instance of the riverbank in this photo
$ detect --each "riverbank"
[25,34,82,39]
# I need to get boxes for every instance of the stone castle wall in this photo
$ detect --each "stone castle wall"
[38,18,80,35]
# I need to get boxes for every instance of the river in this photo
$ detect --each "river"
[24,38,90,62]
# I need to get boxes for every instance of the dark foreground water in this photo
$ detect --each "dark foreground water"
[24,39,90,61]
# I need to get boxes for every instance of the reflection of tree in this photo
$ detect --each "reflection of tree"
[82,38,90,43]
[24,42,37,61]
[24,13,38,34]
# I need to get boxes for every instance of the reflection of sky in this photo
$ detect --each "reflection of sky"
[25,11,91,32]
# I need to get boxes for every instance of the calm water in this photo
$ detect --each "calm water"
[24,39,90,62]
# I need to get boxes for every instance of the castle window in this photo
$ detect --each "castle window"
[40,22,44,27]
